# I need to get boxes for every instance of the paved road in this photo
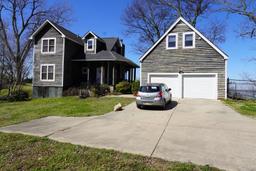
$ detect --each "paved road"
[1,99,256,171]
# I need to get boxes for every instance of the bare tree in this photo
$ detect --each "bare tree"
[122,0,174,53]
[0,0,72,95]
[222,0,256,38]
[222,0,256,62]
[202,19,226,44]
[123,0,226,54]
[159,0,215,27]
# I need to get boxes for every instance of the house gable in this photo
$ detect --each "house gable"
[33,23,64,87]
[140,17,228,62]
[140,18,228,99]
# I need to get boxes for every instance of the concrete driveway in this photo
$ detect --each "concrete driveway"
[1,99,256,171]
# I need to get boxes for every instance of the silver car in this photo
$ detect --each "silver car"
[136,83,172,109]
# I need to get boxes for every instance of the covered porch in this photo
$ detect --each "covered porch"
[72,60,139,86]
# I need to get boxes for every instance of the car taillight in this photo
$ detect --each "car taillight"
[157,91,163,97]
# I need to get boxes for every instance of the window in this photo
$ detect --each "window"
[87,39,94,50]
[41,38,56,54]
[183,32,195,48]
[40,64,55,81]
[139,86,160,93]
[166,33,178,49]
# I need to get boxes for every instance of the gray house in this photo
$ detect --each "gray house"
[140,17,228,100]
[30,20,138,98]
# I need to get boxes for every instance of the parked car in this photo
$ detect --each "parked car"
[136,83,172,109]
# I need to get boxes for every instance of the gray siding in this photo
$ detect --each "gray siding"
[64,38,83,87]
[33,86,63,98]
[33,24,64,87]
[141,21,226,99]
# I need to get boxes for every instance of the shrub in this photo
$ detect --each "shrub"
[115,81,131,94]
[63,87,80,96]
[79,89,90,99]
[90,84,110,97]
[2,90,29,102]
[131,81,140,95]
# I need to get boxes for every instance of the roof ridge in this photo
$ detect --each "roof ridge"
[49,20,81,38]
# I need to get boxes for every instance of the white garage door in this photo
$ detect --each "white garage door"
[149,74,180,98]
[148,73,218,99]
[183,75,217,99]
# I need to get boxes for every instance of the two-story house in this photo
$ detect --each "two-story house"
[30,20,138,98]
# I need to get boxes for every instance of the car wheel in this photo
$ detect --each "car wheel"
[162,100,166,110]
[137,104,142,109]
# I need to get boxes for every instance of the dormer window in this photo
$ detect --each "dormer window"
[87,39,94,51]
[166,33,178,49]
[183,32,195,48]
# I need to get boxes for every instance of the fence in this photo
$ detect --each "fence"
[228,79,256,100]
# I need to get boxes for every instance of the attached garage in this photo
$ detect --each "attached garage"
[139,17,228,99]
[149,73,218,99]
[149,74,180,98]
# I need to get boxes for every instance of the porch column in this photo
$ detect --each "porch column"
[130,68,134,82]
[100,66,104,84]
[107,62,110,84]
[112,65,115,85]
[87,67,90,83]
[128,69,130,82]
[134,68,136,81]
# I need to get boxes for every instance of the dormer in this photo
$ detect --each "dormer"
[113,39,125,56]
[103,38,125,56]
[82,31,106,54]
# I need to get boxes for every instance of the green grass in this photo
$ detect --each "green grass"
[0,132,220,171]
[0,83,32,97]
[0,97,134,127]
[223,99,256,117]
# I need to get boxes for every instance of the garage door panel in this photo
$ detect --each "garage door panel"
[183,75,217,99]
[149,74,180,98]
[148,73,217,99]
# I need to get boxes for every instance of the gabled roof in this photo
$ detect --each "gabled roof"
[140,17,228,62]
[102,38,119,50]
[30,20,83,45]
[82,31,100,39]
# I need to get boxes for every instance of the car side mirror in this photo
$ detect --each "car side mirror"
[168,88,171,91]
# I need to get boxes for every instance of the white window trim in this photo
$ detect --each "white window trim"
[166,33,178,49]
[87,39,94,51]
[41,38,56,54]
[183,32,195,49]
[40,64,55,82]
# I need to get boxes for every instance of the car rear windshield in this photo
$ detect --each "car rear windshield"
[139,86,160,92]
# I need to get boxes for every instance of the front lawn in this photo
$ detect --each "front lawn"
[0,132,220,171]
[0,97,134,127]
[0,83,32,97]
[223,99,256,117]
